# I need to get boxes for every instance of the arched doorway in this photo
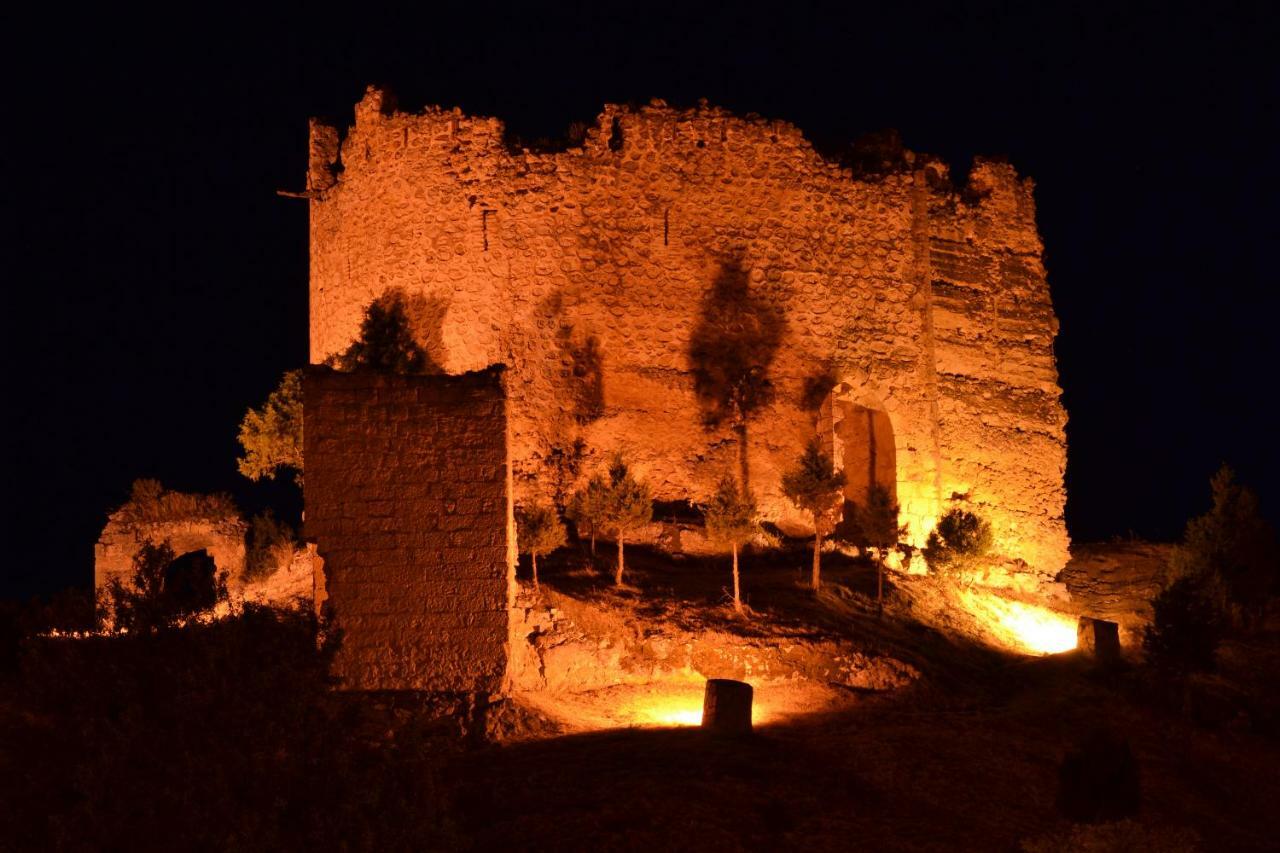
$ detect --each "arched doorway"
[818,386,897,507]
[164,549,220,615]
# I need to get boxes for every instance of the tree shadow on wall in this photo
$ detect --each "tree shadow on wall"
[330,288,445,374]
[687,253,787,495]
[401,290,451,371]
[543,291,606,425]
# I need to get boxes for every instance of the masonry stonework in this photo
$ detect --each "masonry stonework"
[307,88,1068,584]
[95,489,246,600]
[303,367,516,692]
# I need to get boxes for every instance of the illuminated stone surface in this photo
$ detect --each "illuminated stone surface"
[307,87,1068,585]
[303,367,516,692]
[95,489,246,603]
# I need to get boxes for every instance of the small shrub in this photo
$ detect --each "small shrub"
[836,484,907,605]
[567,475,611,556]
[1142,574,1224,673]
[516,503,567,589]
[923,507,993,578]
[245,510,297,580]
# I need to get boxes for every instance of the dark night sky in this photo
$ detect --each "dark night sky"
[7,2,1278,598]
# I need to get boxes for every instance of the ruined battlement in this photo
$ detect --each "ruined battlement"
[307,87,1068,582]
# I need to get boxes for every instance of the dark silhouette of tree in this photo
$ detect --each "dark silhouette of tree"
[702,475,759,614]
[688,256,786,495]
[1143,574,1225,673]
[800,362,839,414]
[781,439,844,591]
[1169,465,1277,630]
[516,503,567,589]
[836,484,907,608]
[598,456,653,586]
[331,289,435,374]
[237,370,303,484]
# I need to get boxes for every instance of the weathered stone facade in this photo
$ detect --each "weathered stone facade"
[307,88,1068,582]
[95,486,246,599]
[94,483,315,615]
[303,367,516,693]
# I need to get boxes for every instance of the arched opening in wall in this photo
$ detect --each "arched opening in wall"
[163,549,219,615]
[818,387,897,508]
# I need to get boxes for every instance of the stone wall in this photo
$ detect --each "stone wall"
[95,486,246,603]
[307,88,1068,581]
[303,366,516,693]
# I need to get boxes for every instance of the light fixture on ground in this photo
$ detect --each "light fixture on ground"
[701,678,754,734]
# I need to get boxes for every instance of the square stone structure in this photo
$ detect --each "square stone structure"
[303,366,516,693]
[1077,616,1123,663]
[306,87,1069,585]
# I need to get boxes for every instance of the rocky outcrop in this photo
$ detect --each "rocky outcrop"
[508,587,918,696]
[1059,541,1171,647]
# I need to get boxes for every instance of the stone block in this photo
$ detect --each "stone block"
[1077,616,1122,664]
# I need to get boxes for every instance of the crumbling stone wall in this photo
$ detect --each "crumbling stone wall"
[303,366,516,693]
[307,88,1068,581]
[95,488,247,601]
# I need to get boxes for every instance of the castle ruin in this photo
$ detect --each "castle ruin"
[308,87,1066,566]
[303,87,1069,690]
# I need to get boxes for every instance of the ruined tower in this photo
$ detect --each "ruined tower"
[306,86,1068,592]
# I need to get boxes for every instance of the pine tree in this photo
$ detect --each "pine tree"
[516,503,567,589]
[702,475,759,613]
[1169,465,1278,629]
[566,475,611,556]
[781,438,844,591]
[599,456,653,586]
[1143,574,1225,673]
[837,484,907,607]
